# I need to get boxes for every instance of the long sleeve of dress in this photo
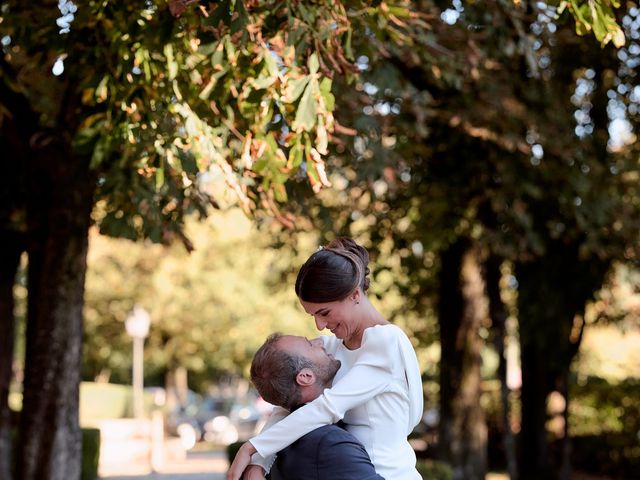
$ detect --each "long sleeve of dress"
[249,327,397,458]
[249,405,288,473]
[397,330,424,433]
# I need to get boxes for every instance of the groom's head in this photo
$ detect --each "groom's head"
[250,333,341,410]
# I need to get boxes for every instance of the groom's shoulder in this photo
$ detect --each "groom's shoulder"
[302,423,349,443]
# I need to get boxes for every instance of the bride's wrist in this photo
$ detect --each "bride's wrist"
[243,441,257,456]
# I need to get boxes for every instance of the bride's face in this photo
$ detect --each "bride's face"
[299,294,358,341]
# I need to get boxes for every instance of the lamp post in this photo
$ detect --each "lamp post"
[125,305,151,419]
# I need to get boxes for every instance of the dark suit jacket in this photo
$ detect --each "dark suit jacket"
[268,423,384,480]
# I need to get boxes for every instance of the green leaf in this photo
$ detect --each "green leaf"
[198,42,217,56]
[612,27,625,47]
[224,37,237,65]
[264,50,279,78]
[557,1,568,14]
[288,138,303,169]
[564,0,625,46]
[286,76,310,102]
[308,53,319,75]
[252,75,276,90]
[273,182,287,202]
[319,77,334,111]
[164,44,178,80]
[74,127,100,155]
[74,114,106,156]
[306,157,320,185]
[90,136,109,169]
[265,133,277,151]
[156,164,165,189]
[95,76,109,103]
[292,80,317,132]
[199,68,228,100]
[253,157,269,174]
[569,0,589,30]
[172,80,183,101]
[303,137,320,187]
[345,27,354,60]
[316,120,328,155]
[211,42,225,69]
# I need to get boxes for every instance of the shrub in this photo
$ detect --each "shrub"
[570,377,640,438]
[416,459,453,480]
[226,441,244,463]
[80,382,131,423]
[79,381,159,424]
[9,426,100,480]
[81,428,101,480]
[570,433,640,477]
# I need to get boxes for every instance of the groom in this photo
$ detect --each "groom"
[249,333,383,480]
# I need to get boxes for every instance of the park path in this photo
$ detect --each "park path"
[103,474,224,480]
[101,449,228,480]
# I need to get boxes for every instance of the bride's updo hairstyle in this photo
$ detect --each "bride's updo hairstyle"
[295,237,371,303]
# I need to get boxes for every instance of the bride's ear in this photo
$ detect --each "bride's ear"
[350,288,361,304]
[296,368,316,387]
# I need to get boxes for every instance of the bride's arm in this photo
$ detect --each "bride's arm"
[227,361,390,480]
[227,441,257,480]
[228,329,396,480]
[249,331,395,458]
[247,406,288,474]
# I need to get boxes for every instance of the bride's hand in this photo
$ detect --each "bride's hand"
[226,441,257,480]
[242,464,266,480]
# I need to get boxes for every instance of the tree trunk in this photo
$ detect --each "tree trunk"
[0,230,24,480]
[165,365,190,411]
[438,238,488,480]
[0,76,32,480]
[483,255,518,480]
[516,242,609,480]
[559,375,572,480]
[517,327,551,479]
[17,134,94,480]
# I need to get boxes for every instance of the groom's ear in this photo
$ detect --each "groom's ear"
[296,368,316,387]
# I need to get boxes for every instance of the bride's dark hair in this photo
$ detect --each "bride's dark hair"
[295,237,370,303]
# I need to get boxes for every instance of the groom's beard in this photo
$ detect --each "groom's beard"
[315,358,341,389]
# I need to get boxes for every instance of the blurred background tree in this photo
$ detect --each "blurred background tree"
[82,209,318,392]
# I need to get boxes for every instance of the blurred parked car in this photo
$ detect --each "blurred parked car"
[165,392,268,448]
[202,396,264,445]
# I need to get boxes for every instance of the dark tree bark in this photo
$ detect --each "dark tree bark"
[438,238,487,480]
[483,254,518,480]
[517,315,551,479]
[515,241,609,480]
[0,230,24,480]
[16,132,95,480]
[1,56,96,480]
[0,72,32,480]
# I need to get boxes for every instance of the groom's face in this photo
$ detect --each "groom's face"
[278,335,341,388]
